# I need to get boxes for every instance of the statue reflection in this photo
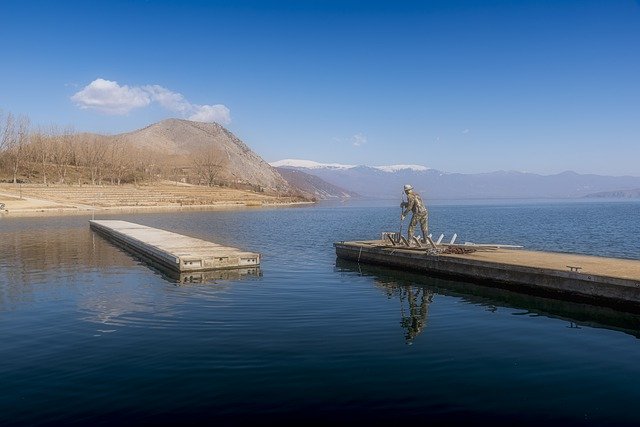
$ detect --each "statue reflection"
[399,285,434,344]
[376,278,434,343]
[338,258,437,344]
[337,258,640,342]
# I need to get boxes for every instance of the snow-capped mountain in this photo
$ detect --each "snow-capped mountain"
[374,164,429,173]
[271,159,429,173]
[270,159,640,200]
[270,159,356,170]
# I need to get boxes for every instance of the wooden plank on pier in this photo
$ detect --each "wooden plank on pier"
[90,220,260,273]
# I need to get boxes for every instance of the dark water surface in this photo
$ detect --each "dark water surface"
[1,199,640,426]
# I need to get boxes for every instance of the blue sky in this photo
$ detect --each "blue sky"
[1,0,639,175]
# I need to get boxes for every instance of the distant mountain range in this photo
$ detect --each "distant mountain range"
[271,159,640,199]
[584,188,640,198]
[86,120,640,201]
[275,168,358,200]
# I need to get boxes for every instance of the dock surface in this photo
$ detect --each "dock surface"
[90,220,260,273]
[335,240,640,308]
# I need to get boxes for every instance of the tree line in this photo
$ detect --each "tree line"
[0,110,228,187]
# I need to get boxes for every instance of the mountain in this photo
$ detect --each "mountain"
[275,167,358,200]
[271,159,640,199]
[116,119,291,193]
[584,188,640,198]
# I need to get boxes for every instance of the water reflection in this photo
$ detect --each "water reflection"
[167,267,261,284]
[77,278,161,327]
[0,219,263,329]
[400,286,434,343]
[372,274,434,343]
[336,258,640,339]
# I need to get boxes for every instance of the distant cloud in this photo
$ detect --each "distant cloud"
[352,133,367,147]
[188,105,231,124]
[143,84,190,113]
[71,78,231,124]
[331,133,367,147]
[462,129,469,134]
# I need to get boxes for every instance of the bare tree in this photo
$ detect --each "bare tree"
[0,110,9,152]
[50,126,76,184]
[0,111,11,176]
[106,137,134,185]
[193,147,224,186]
[28,127,54,184]
[21,136,39,180]
[4,114,30,184]
[129,146,153,185]
[78,135,109,185]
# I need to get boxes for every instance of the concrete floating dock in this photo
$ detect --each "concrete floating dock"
[90,220,260,273]
[335,240,640,309]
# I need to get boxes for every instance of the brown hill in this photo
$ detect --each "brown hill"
[117,118,292,193]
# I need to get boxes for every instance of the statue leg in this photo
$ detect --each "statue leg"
[408,215,418,241]
[419,213,428,242]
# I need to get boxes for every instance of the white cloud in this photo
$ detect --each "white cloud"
[71,78,150,114]
[331,134,367,147]
[143,84,191,113]
[188,105,231,125]
[71,78,231,124]
[462,129,469,134]
[352,133,367,147]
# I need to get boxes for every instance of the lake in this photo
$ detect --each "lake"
[1,199,640,426]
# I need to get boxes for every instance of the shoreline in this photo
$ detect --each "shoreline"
[0,200,315,218]
[0,183,314,218]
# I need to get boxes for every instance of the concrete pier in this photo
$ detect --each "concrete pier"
[90,220,260,273]
[334,240,640,309]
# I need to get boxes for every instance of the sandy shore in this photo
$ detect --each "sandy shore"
[0,183,312,218]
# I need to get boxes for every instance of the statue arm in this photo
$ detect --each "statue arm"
[403,195,415,216]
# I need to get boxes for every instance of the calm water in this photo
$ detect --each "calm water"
[1,199,640,426]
